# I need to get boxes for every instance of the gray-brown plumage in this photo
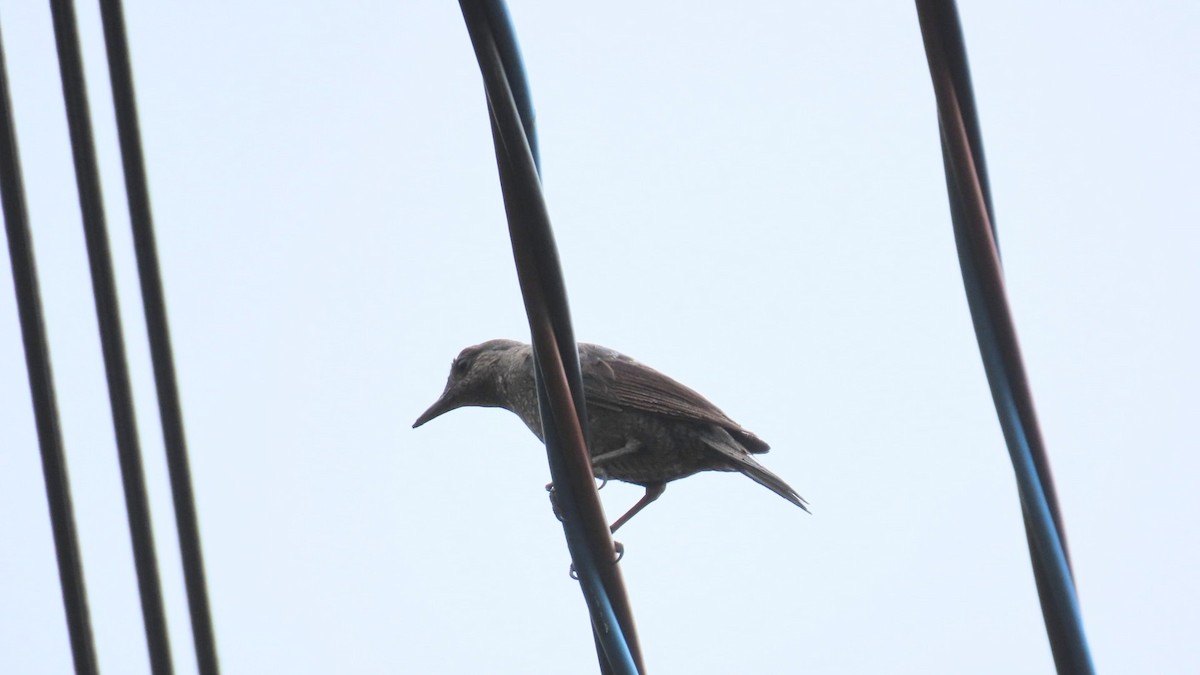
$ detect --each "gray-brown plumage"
[413,339,808,531]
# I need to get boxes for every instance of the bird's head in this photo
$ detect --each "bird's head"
[412,339,525,428]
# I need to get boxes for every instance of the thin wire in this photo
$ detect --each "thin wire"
[47,0,174,672]
[915,2,1093,672]
[458,1,644,672]
[95,1,220,672]
[0,20,99,675]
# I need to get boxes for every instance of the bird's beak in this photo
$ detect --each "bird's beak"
[413,392,456,428]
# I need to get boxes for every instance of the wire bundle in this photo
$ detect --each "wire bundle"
[916,2,1094,672]
[0,1,219,673]
[457,2,645,673]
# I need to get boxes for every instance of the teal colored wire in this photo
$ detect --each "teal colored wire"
[919,1,1095,671]
[459,2,642,672]
[480,1,538,169]
[955,220,1095,672]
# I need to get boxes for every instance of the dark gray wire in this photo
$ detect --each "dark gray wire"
[0,19,99,675]
[47,0,174,671]
[95,1,220,672]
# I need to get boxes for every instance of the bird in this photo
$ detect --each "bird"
[413,339,808,532]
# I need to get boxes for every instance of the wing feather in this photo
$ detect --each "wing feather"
[579,343,770,454]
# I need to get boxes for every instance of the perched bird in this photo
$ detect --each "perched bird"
[413,339,808,532]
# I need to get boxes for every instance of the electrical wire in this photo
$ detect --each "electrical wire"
[915,2,1094,672]
[48,0,174,671]
[0,20,99,675]
[95,1,221,672]
[458,1,645,672]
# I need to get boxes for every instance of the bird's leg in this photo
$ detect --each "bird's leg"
[590,438,641,467]
[609,483,666,533]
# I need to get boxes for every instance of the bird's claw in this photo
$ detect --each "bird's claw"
[568,540,625,579]
[546,479,606,522]
[546,483,566,523]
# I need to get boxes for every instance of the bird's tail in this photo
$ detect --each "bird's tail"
[707,433,810,513]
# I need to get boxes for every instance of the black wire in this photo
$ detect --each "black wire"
[47,0,174,672]
[916,2,1092,672]
[95,2,220,673]
[459,2,645,672]
[479,0,538,167]
[0,22,99,675]
[921,2,1069,547]
[928,2,998,248]
[939,128,1079,670]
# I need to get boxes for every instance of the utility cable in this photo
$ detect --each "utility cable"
[0,19,99,675]
[915,2,1094,672]
[48,0,174,671]
[95,1,220,672]
[458,2,645,672]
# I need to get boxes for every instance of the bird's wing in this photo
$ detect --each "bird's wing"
[579,344,771,454]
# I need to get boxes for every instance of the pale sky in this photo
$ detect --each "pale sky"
[1,2,1197,673]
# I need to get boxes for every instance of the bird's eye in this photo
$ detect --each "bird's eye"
[452,358,470,375]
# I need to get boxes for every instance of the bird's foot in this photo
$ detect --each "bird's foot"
[547,476,607,523]
[568,541,625,579]
[545,483,566,523]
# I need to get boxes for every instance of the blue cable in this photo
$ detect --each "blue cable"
[918,3,1094,671]
[480,1,538,169]
[459,2,641,672]
[920,5,1096,669]
[958,233,1094,672]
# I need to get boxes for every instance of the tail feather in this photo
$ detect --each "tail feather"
[735,455,810,512]
[705,431,810,513]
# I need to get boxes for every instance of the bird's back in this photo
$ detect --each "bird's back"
[577,343,771,454]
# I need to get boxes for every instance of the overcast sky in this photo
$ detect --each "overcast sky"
[1,2,1197,673]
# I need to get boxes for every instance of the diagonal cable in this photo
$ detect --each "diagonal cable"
[95,1,220,672]
[459,1,645,672]
[0,19,99,675]
[48,0,174,671]
[915,1,1094,672]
